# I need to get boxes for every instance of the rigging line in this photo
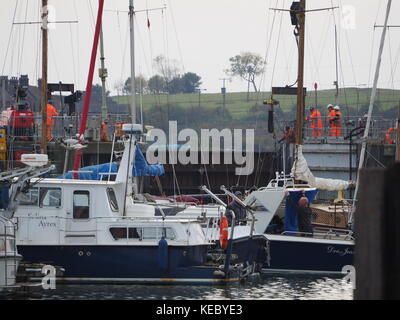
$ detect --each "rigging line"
[257,0,279,100]
[315,13,332,81]
[87,0,96,29]
[34,0,41,86]
[69,23,77,87]
[134,15,152,76]
[119,14,130,89]
[1,0,19,74]
[387,29,396,92]
[72,0,81,89]
[270,4,284,90]
[17,0,29,75]
[8,0,21,76]
[338,0,357,87]
[305,23,321,89]
[49,38,61,81]
[167,0,185,73]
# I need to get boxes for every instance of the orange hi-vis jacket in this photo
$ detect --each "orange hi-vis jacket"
[307,110,322,137]
[46,104,58,126]
[328,109,337,136]
[334,110,342,136]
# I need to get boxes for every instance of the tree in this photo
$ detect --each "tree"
[167,76,183,94]
[148,75,167,94]
[123,75,148,94]
[226,52,265,98]
[153,55,181,83]
[181,72,202,93]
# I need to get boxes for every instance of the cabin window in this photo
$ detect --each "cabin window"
[40,188,61,207]
[110,227,127,240]
[128,227,142,239]
[0,239,5,252]
[106,188,119,212]
[109,227,175,241]
[18,188,39,206]
[73,190,90,219]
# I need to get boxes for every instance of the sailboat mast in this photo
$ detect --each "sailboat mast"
[99,27,108,122]
[129,0,136,123]
[40,0,48,154]
[295,0,306,146]
[351,0,392,216]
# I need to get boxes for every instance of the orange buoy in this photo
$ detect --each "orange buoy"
[386,127,396,144]
[219,216,229,250]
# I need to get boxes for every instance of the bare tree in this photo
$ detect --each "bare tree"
[226,52,265,99]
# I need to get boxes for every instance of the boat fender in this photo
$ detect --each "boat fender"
[158,238,169,271]
[386,127,396,144]
[219,216,229,250]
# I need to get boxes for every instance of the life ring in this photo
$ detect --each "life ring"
[219,216,229,250]
[386,127,396,144]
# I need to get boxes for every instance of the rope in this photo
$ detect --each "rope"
[1,0,19,75]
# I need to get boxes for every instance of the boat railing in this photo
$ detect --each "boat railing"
[281,228,354,241]
[0,216,18,288]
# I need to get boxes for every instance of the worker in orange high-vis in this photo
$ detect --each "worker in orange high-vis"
[327,104,336,137]
[333,105,342,137]
[306,106,322,137]
[100,119,109,142]
[46,101,58,141]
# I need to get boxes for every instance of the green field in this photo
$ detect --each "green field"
[112,88,400,120]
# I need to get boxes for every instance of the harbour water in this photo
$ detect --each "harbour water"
[3,275,353,300]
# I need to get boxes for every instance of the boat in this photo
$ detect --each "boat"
[12,124,251,284]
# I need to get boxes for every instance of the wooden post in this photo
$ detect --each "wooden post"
[40,0,48,154]
[295,0,306,146]
[354,163,400,299]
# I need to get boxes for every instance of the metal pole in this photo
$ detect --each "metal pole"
[352,0,392,220]
[129,0,136,123]
[40,0,48,154]
[99,27,108,122]
[334,25,339,106]
[72,0,105,177]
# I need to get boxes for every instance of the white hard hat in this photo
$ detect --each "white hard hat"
[334,105,340,110]
[327,104,333,109]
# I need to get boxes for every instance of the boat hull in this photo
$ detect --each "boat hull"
[262,235,354,274]
[17,245,241,284]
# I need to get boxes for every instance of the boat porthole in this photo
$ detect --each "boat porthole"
[78,251,84,256]
[183,250,187,256]
[86,251,91,256]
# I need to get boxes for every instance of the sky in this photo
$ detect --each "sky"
[1,0,399,95]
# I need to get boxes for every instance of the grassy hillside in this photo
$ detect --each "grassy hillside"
[110,88,399,151]
[112,88,400,120]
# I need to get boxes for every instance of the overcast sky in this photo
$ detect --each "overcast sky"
[1,0,399,95]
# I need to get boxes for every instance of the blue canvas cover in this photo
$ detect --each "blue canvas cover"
[60,145,164,180]
[133,145,165,177]
[284,189,318,233]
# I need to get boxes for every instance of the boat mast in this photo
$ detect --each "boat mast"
[295,0,306,146]
[128,0,139,194]
[351,0,392,218]
[71,0,105,177]
[99,27,108,122]
[40,0,48,154]
[129,0,136,123]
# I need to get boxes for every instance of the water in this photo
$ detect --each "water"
[3,275,353,300]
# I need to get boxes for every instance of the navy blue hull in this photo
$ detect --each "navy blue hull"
[263,237,354,273]
[17,245,241,284]
[230,235,269,269]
